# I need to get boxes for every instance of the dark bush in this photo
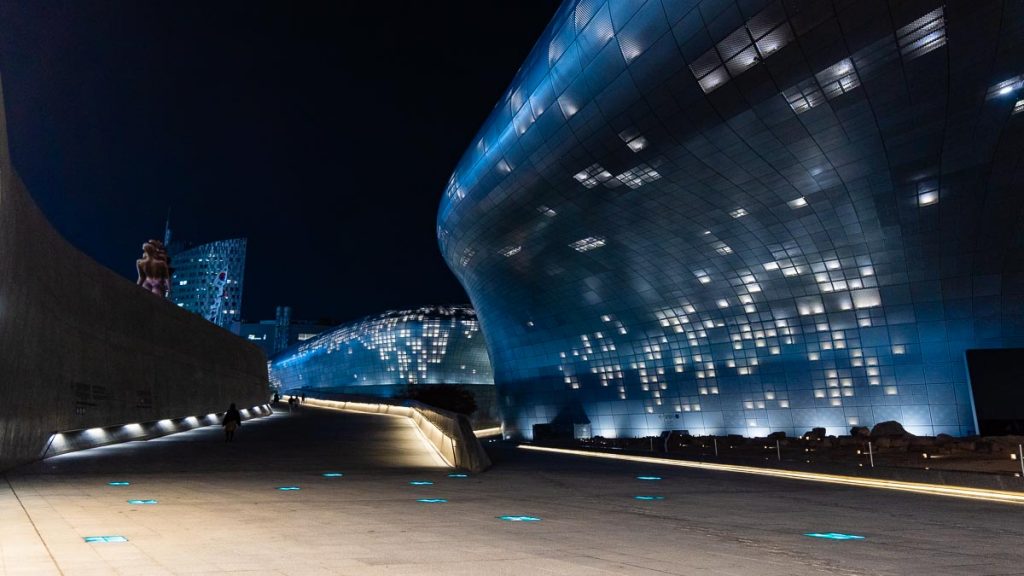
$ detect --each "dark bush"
[405,384,478,415]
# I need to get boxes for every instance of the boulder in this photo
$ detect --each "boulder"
[935,433,954,445]
[803,427,827,440]
[870,420,913,437]
[838,436,862,447]
[767,431,786,440]
[850,426,870,438]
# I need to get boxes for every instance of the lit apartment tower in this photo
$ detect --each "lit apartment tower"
[169,238,247,329]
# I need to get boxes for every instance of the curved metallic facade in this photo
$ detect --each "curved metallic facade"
[268,306,493,393]
[438,0,1024,439]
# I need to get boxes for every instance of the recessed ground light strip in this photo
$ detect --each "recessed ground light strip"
[519,445,1024,505]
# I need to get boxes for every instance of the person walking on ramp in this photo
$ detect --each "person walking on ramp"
[223,403,242,442]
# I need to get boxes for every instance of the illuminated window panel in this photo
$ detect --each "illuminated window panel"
[569,237,606,253]
[986,76,1022,100]
[897,7,946,61]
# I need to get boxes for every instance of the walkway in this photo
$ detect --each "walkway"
[2,406,1022,575]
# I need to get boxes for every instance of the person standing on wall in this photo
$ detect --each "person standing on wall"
[223,403,242,442]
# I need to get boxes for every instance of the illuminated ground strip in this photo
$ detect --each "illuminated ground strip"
[322,472,344,477]
[277,486,301,491]
[107,481,130,486]
[519,446,1024,505]
[448,473,468,478]
[805,533,865,540]
[84,536,127,543]
[497,516,541,522]
[417,498,448,503]
[634,496,665,501]
[127,500,157,505]
[409,481,434,485]
[473,427,502,438]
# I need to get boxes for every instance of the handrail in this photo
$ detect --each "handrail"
[292,396,491,473]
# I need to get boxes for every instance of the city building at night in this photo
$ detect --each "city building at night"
[233,306,332,358]
[268,306,495,415]
[438,0,1024,439]
[169,238,247,330]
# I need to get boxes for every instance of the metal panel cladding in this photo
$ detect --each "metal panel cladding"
[269,306,493,391]
[437,0,1024,439]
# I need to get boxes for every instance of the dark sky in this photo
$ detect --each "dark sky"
[0,1,560,324]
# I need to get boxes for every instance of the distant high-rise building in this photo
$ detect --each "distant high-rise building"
[233,306,332,358]
[169,238,247,329]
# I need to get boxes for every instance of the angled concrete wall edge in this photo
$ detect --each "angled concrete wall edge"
[0,73,269,471]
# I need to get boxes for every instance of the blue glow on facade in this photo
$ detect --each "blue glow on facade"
[438,0,1024,440]
[269,306,493,393]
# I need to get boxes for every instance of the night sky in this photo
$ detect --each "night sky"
[0,1,560,324]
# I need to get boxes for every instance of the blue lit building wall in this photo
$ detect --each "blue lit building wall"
[268,306,494,394]
[169,238,247,329]
[438,0,1024,439]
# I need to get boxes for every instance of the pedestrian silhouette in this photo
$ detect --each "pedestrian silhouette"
[223,403,242,442]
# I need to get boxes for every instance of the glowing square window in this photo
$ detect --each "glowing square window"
[918,189,938,206]
[787,197,808,209]
[729,208,748,218]
[569,237,606,252]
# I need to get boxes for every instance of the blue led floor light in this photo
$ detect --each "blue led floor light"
[417,498,448,503]
[634,496,665,501]
[107,481,130,486]
[805,533,865,540]
[277,486,301,491]
[448,473,468,478]
[636,476,662,481]
[84,536,128,543]
[322,472,344,478]
[497,515,542,522]
[409,481,434,485]
[127,500,157,505]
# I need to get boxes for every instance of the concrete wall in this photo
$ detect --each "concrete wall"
[0,75,269,471]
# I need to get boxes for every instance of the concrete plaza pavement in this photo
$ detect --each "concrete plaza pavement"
[3,405,1023,576]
